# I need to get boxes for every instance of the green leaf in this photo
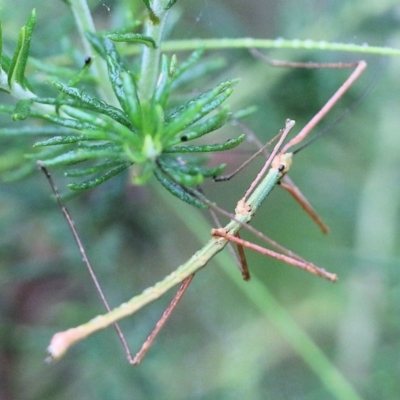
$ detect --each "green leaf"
[66,56,93,87]
[163,80,236,141]
[38,114,101,131]
[165,0,178,11]
[140,102,164,141]
[159,158,226,178]
[86,32,108,58]
[39,145,125,167]
[106,53,128,109]
[85,33,147,131]
[52,82,132,128]
[142,0,152,12]
[130,160,155,185]
[33,97,82,107]
[65,160,127,177]
[61,107,110,129]
[161,165,203,186]
[25,145,70,162]
[0,54,11,82]
[12,99,32,120]
[97,22,142,37]
[164,134,245,153]
[172,57,226,90]
[107,33,156,48]
[142,0,158,23]
[68,162,132,191]
[100,37,138,118]
[172,48,204,81]
[33,135,88,147]
[29,57,94,82]
[152,54,172,108]
[172,106,230,145]
[7,9,36,89]
[169,55,178,76]
[119,71,142,129]
[153,168,207,209]
[197,163,226,178]
[0,126,77,137]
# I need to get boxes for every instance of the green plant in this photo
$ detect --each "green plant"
[0,6,247,208]
[2,2,400,400]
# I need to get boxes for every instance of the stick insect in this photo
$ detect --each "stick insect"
[41,58,367,365]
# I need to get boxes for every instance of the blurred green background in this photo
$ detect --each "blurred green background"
[1,0,400,399]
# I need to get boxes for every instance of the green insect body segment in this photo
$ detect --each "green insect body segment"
[246,153,293,212]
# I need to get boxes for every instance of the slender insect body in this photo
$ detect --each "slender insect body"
[42,57,367,364]
[245,166,284,213]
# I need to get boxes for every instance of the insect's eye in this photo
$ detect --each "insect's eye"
[278,164,285,172]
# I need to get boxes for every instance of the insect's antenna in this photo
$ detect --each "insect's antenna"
[292,60,384,155]
[37,162,135,364]
[233,119,269,151]
[213,127,282,182]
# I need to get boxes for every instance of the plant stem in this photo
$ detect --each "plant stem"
[138,0,170,101]
[0,71,53,114]
[158,38,400,56]
[68,0,116,105]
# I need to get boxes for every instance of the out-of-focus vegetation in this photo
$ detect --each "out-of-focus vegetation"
[1,0,400,399]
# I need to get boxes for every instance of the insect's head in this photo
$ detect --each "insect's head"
[272,152,293,174]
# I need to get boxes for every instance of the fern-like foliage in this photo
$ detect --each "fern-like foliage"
[0,9,245,208]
